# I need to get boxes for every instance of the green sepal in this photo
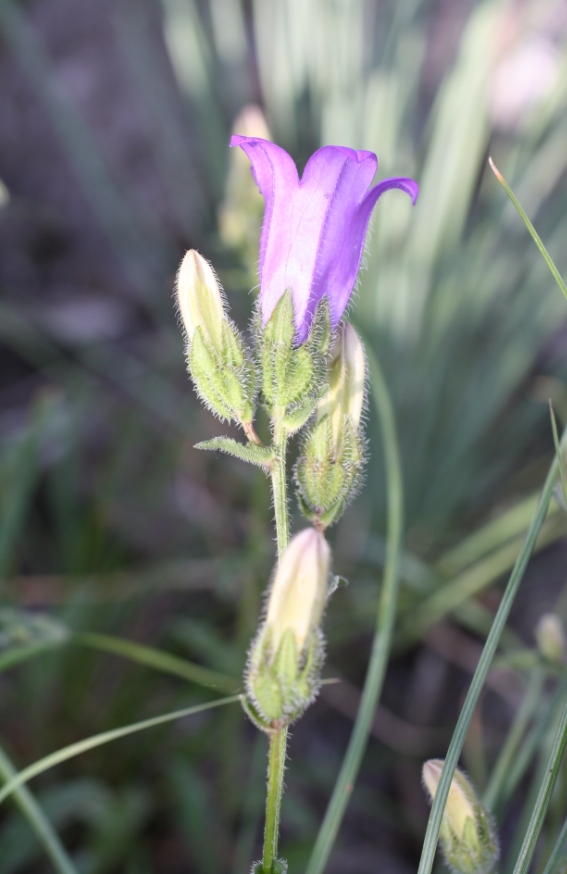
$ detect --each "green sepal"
[188,323,256,425]
[195,436,273,469]
[272,629,299,689]
[240,696,272,733]
[259,292,330,412]
[244,626,324,727]
[281,395,320,435]
[295,414,365,526]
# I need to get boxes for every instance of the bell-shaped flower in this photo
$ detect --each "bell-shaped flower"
[231,135,418,343]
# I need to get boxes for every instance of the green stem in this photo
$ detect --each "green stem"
[259,411,290,872]
[416,431,566,874]
[271,415,290,560]
[262,727,288,873]
[0,742,78,874]
[511,685,567,874]
[305,347,404,874]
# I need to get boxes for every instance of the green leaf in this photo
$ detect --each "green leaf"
[0,695,242,807]
[549,403,567,509]
[489,157,567,304]
[0,743,78,874]
[195,436,273,468]
[73,632,240,693]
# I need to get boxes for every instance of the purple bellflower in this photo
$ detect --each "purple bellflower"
[231,135,419,344]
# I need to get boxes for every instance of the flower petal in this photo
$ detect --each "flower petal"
[231,135,418,343]
[314,175,419,325]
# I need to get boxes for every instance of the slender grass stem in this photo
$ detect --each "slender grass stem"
[540,816,567,874]
[305,347,404,874]
[0,743,78,874]
[489,158,567,304]
[262,727,288,873]
[511,686,567,874]
[416,430,566,874]
[482,671,543,811]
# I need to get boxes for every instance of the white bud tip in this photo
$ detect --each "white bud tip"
[266,528,330,653]
[175,249,224,345]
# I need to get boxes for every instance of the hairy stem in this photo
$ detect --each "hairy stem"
[262,726,288,873]
[260,412,290,871]
[271,413,289,559]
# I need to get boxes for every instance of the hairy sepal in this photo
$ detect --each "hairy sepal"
[188,322,256,424]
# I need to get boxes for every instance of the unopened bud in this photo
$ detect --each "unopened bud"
[176,250,224,348]
[219,105,271,260]
[422,760,499,874]
[244,529,330,728]
[317,321,365,450]
[295,321,366,527]
[535,613,565,664]
[175,250,256,425]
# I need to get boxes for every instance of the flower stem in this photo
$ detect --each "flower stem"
[271,413,289,559]
[260,412,290,872]
[262,726,288,873]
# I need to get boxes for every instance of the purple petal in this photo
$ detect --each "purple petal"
[231,135,419,343]
[314,175,419,326]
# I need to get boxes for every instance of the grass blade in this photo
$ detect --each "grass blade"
[550,403,567,507]
[416,428,566,874]
[305,344,404,874]
[511,686,567,874]
[0,743,78,874]
[540,816,567,874]
[0,695,241,807]
[489,157,567,303]
[73,632,240,693]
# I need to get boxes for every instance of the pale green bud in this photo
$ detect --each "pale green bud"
[244,529,330,728]
[422,760,499,874]
[175,250,256,425]
[176,249,224,349]
[266,528,329,654]
[535,613,565,664]
[317,321,366,453]
[295,321,366,527]
[218,105,271,260]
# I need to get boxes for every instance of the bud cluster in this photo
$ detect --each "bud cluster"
[175,248,371,733]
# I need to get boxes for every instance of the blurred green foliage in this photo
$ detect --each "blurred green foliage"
[1,0,567,871]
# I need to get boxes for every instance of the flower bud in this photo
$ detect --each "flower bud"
[176,249,224,348]
[295,321,366,527]
[244,529,330,728]
[175,250,256,425]
[218,105,271,260]
[422,759,499,874]
[317,321,366,451]
[535,613,565,664]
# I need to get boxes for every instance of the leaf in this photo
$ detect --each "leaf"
[0,695,242,807]
[195,437,273,468]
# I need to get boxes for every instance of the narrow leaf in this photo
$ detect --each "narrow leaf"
[195,436,273,468]
[0,695,241,806]
[489,157,567,303]
[549,403,567,508]
[73,632,240,693]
